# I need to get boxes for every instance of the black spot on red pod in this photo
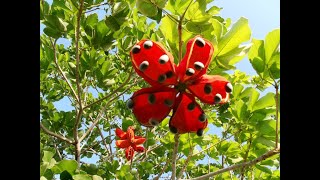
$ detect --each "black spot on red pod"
[165,71,173,78]
[214,93,222,104]
[194,61,204,71]
[158,74,167,83]
[204,84,212,94]
[169,125,178,134]
[132,45,141,54]
[198,113,206,122]
[186,68,195,76]
[195,37,205,47]
[149,118,159,126]
[164,99,173,107]
[148,94,156,104]
[139,61,149,72]
[143,40,153,49]
[226,83,233,93]
[159,54,169,64]
[197,129,204,136]
[187,102,196,111]
[126,99,134,109]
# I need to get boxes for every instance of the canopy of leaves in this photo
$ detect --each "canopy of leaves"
[40,0,280,179]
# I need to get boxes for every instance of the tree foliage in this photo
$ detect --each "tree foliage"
[40,0,280,179]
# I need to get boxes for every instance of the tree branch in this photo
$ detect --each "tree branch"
[79,115,101,142]
[274,82,279,148]
[240,134,252,180]
[83,67,134,110]
[177,145,194,179]
[180,148,280,180]
[178,0,193,61]
[153,158,171,180]
[95,124,110,155]
[40,122,74,144]
[171,134,180,180]
[73,0,85,165]
[49,38,79,103]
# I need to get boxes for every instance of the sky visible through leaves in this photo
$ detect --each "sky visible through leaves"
[40,0,279,165]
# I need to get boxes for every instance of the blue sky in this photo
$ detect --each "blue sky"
[41,0,279,167]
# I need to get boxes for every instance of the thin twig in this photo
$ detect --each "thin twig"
[178,0,193,61]
[177,145,194,179]
[171,134,180,180]
[73,0,85,165]
[153,158,171,180]
[180,148,280,180]
[79,115,101,142]
[95,124,110,155]
[49,38,79,103]
[274,82,279,148]
[83,67,134,110]
[40,122,74,144]
[240,134,252,180]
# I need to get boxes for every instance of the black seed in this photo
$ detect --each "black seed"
[132,45,140,54]
[195,37,205,47]
[126,99,134,109]
[164,99,173,107]
[149,118,159,126]
[158,74,167,83]
[166,71,173,78]
[187,102,196,111]
[198,113,206,122]
[194,61,204,70]
[214,94,222,104]
[159,55,169,64]
[148,94,156,104]
[143,40,153,49]
[169,126,178,134]
[226,83,233,93]
[197,129,204,136]
[139,61,149,71]
[186,68,195,76]
[204,84,212,94]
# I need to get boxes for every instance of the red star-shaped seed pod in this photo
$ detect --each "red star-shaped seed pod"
[115,126,146,161]
[127,36,233,136]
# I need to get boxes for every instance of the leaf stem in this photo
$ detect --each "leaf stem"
[40,122,74,144]
[171,133,180,180]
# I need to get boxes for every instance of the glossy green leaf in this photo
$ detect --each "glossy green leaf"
[269,53,280,79]
[92,175,103,180]
[105,16,121,31]
[86,14,98,26]
[165,0,192,15]
[217,17,251,56]
[248,39,265,60]
[42,150,55,163]
[232,84,244,99]
[185,0,211,23]
[247,88,260,111]
[73,174,92,180]
[265,28,280,63]
[43,27,62,39]
[136,0,158,17]
[257,120,276,135]
[216,43,252,69]
[51,160,78,175]
[256,164,272,174]
[251,56,265,73]
[253,93,275,111]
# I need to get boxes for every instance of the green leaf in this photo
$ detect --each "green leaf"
[210,18,223,41]
[92,175,103,180]
[73,174,92,180]
[257,120,276,136]
[239,87,254,99]
[217,17,251,56]
[165,0,192,15]
[255,136,275,147]
[247,88,260,112]
[216,43,252,69]
[253,93,275,111]
[136,0,158,17]
[51,160,78,175]
[248,39,265,60]
[256,164,272,174]
[265,29,280,63]
[86,14,98,26]
[251,56,265,73]
[43,27,62,39]
[60,170,73,180]
[232,84,244,99]
[40,176,47,180]
[185,0,211,23]
[268,53,280,79]
[44,15,67,32]
[105,16,120,31]
[42,150,55,163]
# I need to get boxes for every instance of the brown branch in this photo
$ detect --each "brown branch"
[275,82,279,148]
[83,67,134,110]
[79,115,100,142]
[153,158,171,180]
[49,38,79,103]
[240,135,253,180]
[73,0,85,165]
[177,145,194,179]
[180,148,280,180]
[95,124,110,155]
[178,0,193,61]
[171,134,180,180]
[40,122,74,144]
